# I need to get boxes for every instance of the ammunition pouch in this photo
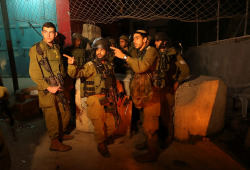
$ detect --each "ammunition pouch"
[99,96,110,106]
[72,48,85,66]
[83,80,95,97]
[105,105,116,114]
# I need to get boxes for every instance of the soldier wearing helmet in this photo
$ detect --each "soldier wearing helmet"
[64,33,86,67]
[154,32,190,149]
[107,37,116,48]
[66,37,119,157]
[111,30,161,162]
[119,35,129,52]
[111,35,130,74]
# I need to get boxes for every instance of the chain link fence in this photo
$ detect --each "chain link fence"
[3,0,247,24]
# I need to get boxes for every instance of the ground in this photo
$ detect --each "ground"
[0,113,248,170]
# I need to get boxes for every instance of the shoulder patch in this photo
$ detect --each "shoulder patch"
[179,60,186,64]
[87,61,93,65]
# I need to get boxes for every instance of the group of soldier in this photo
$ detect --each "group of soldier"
[28,22,190,163]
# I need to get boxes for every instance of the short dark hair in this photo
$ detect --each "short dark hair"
[42,22,56,32]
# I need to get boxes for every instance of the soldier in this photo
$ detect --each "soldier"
[107,37,116,48]
[111,30,161,162]
[64,33,85,67]
[154,32,190,147]
[63,33,86,118]
[119,35,129,53]
[106,37,116,64]
[29,22,73,152]
[66,37,119,157]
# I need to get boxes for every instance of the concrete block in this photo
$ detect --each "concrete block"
[75,90,94,133]
[174,75,227,141]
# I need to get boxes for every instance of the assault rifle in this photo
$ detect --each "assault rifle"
[38,57,69,112]
[155,53,177,88]
[99,75,122,128]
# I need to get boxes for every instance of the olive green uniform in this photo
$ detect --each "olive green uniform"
[156,47,190,145]
[29,41,70,140]
[67,60,116,144]
[126,46,160,139]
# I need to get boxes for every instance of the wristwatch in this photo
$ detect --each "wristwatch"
[123,55,128,60]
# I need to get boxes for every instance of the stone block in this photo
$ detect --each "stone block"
[174,75,227,141]
[75,90,94,133]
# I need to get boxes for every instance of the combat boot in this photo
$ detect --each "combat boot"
[50,138,72,152]
[134,135,160,162]
[62,134,74,141]
[135,140,147,150]
[98,142,111,157]
[105,135,115,145]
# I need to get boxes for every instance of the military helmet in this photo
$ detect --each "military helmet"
[119,35,129,42]
[107,37,116,44]
[154,32,168,41]
[72,33,83,40]
[92,37,111,51]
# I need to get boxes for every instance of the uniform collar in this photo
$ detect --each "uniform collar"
[41,40,57,49]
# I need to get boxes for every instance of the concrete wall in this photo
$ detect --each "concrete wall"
[185,36,250,88]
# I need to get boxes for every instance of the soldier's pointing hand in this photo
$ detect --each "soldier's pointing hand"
[110,47,125,59]
[63,54,75,65]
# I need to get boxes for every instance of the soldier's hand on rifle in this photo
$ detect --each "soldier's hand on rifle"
[47,86,62,94]
[110,47,126,59]
[63,54,75,65]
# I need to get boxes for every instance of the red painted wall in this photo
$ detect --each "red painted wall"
[55,0,71,46]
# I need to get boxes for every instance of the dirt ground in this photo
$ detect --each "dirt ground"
[0,113,248,170]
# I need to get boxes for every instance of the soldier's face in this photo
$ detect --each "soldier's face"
[96,48,106,59]
[119,39,127,48]
[155,40,162,49]
[41,27,57,45]
[74,39,81,47]
[133,33,147,50]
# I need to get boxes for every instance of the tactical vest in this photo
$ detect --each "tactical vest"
[35,42,63,80]
[81,60,115,97]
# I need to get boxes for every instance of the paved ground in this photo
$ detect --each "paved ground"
[0,116,246,170]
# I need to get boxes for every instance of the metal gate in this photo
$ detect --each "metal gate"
[0,0,57,77]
